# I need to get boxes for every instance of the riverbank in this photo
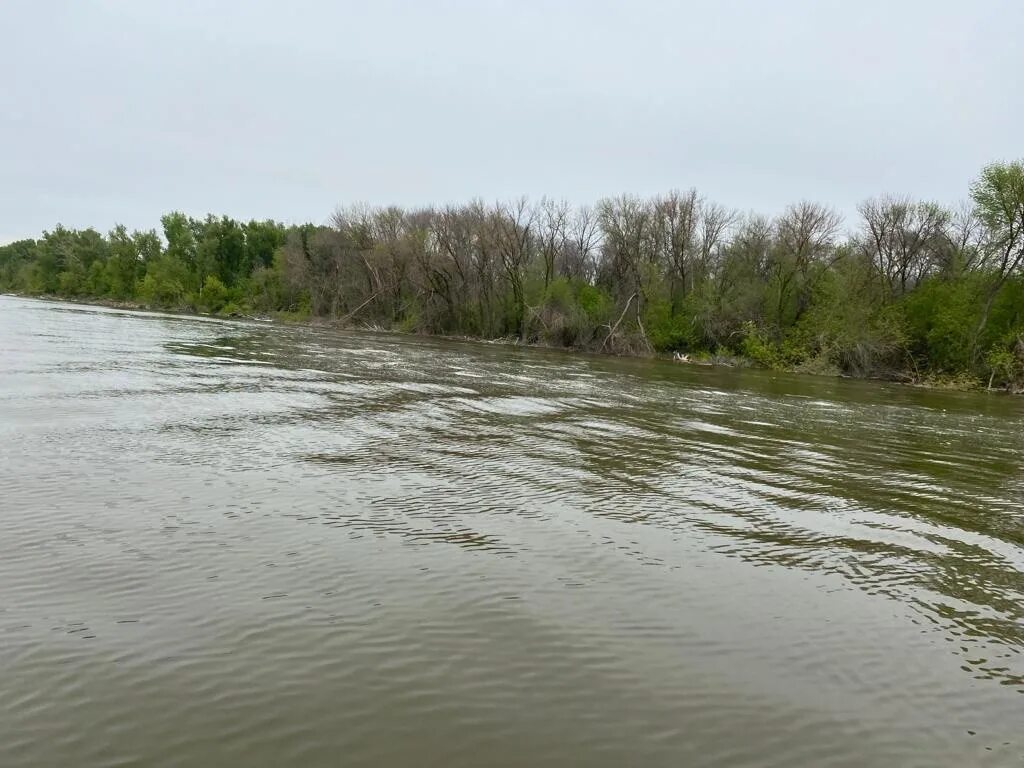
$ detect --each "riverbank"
[8,291,1017,395]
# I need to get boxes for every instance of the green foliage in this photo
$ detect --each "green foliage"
[21,262,52,294]
[740,322,785,369]
[248,266,280,312]
[901,276,985,373]
[105,225,142,298]
[244,220,287,272]
[161,212,197,269]
[57,260,87,296]
[780,256,907,377]
[577,283,613,321]
[85,259,108,296]
[643,299,700,352]
[971,161,1024,241]
[543,276,574,313]
[982,323,1024,392]
[985,277,1024,347]
[139,253,190,306]
[197,275,229,312]
[5,159,1024,391]
[0,239,39,291]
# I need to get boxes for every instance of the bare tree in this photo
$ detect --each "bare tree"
[493,197,535,338]
[597,195,655,350]
[858,196,949,295]
[771,201,842,327]
[537,197,570,291]
[362,205,416,322]
[413,205,471,332]
[597,195,653,297]
[697,201,737,285]
[716,213,773,323]
[465,200,501,335]
[564,204,601,282]
[943,202,984,275]
[650,189,699,297]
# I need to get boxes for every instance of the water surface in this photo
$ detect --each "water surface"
[1,295,1022,767]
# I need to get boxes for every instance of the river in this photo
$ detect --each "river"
[1,295,1022,767]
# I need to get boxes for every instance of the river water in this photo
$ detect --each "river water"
[1,295,1022,767]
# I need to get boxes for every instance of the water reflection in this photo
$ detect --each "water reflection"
[160,306,1024,684]
[1,296,1023,768]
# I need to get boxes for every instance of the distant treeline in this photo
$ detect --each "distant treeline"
[2,161,1023,390]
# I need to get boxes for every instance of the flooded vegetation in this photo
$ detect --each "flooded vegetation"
[3,160,1024,392]
[1,295,1022,767]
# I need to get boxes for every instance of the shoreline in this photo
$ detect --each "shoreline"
[4,292,1013,395]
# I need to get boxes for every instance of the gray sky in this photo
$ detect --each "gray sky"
[1,0,1021,243]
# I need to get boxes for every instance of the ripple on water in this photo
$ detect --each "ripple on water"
[1,295,1023,768]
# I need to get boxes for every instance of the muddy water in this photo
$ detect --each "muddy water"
[1,295,1022,767]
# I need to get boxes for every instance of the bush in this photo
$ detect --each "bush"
[577,284,613,322]
[985,333,1024,391]
[138,253,190,306]
[643,299,700,353]
[198,275,229,312]
[57,263,86,296]
[85,260,108,296]
[741,322,784,369]
[900,276,984,373]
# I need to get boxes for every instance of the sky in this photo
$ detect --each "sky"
[1,0,1021,244]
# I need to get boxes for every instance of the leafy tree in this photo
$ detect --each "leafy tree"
[7,158,1024,390]
[197,275,229,312]
[970,160,1024,352]
[106,225,143,298]
[0,239,38,290]
[139,253,190,306]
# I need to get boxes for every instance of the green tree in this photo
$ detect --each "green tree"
[139,253,190,306]
[244,219,287,273]
[106,225,143,299]
[161,212,198,275]
[0,239,39,291]
[970,160,1024,353]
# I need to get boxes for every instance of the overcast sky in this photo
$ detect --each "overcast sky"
[1,0,1021,243]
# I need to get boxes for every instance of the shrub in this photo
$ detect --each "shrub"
[198,275,229,312]
[740,322,784,369]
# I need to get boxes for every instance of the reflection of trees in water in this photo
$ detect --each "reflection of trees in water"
[696,511,1024,690]
[156,320,1024,693]
[165,333,279,363]
[661,408,1024,691]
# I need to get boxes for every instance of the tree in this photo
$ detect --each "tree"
[161,212,197,272]
[106,225,143,298]
[713,214,773,339]
[565,205,600,282]
[770,202,842,331]
[139,252,190,306]
[650,189,699,303]
[597,195,657,351]
[493,197,535,337]
[0,239,39,290]
[933,202,984,278]
[858,196,949,296]
[970,160,1024,352]
[244,220,286,273]
[428,205,478,333]
[696,201,736,293]
[7,158,1024,388]
[537,198,570,291]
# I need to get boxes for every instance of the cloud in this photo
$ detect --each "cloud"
[1,0,1020,238]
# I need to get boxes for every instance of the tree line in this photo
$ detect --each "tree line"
[2,161,1023,391]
